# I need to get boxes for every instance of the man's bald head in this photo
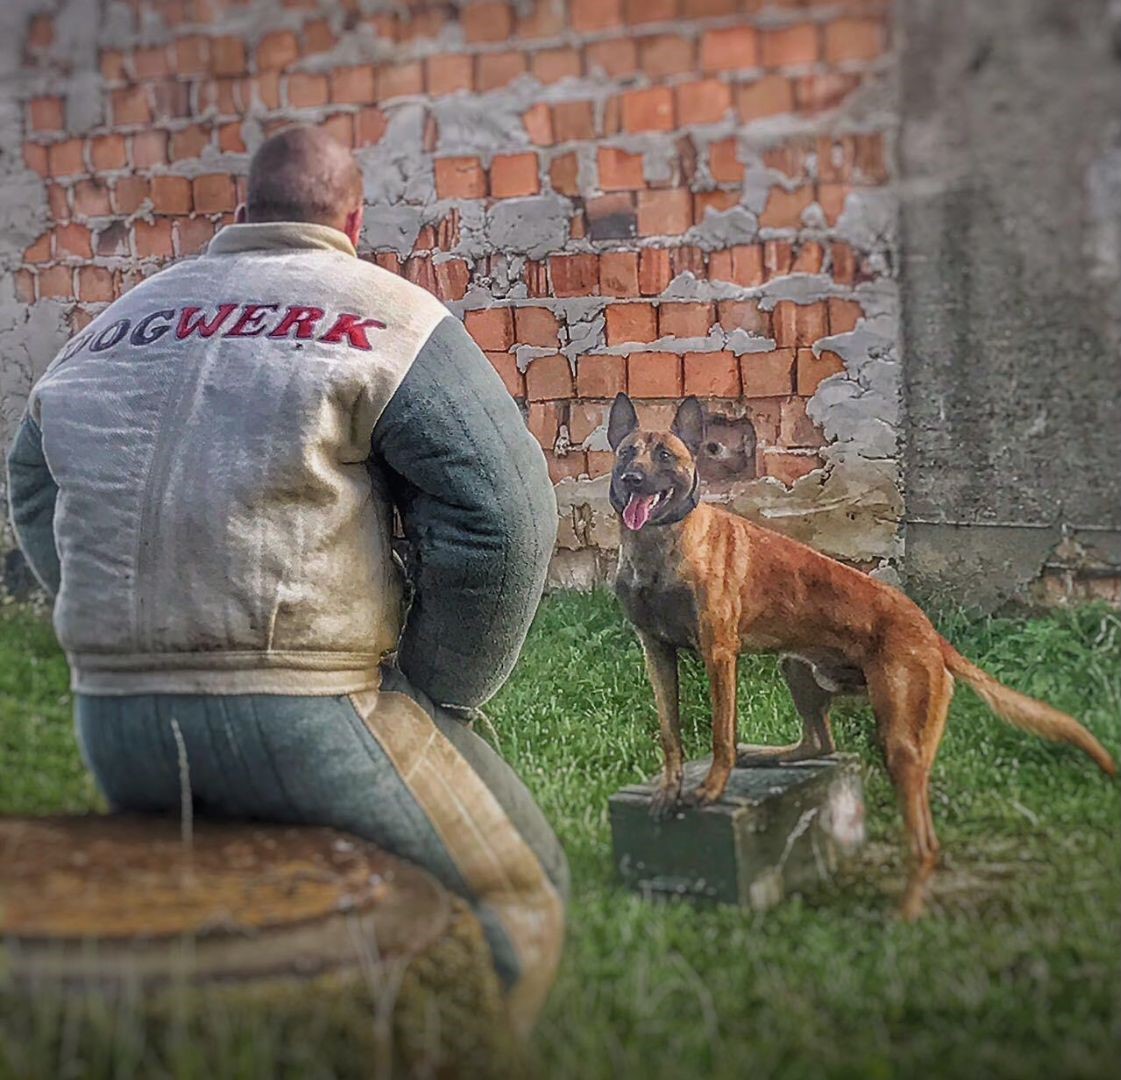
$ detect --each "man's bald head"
[243,126,364,236]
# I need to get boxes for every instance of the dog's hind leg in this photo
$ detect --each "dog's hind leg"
[867,656,952,920]
[737,655,839,766]
[639,632,684,818]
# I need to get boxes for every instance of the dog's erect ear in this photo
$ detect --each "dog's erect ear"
[607,392,639,450]
[671,396,705,453]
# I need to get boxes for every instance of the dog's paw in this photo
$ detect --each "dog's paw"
[681,783,723,809]
[649,784,683,820]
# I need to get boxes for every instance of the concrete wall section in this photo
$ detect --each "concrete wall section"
[898,0,1121,609]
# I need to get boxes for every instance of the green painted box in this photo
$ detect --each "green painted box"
[609,753,865,909]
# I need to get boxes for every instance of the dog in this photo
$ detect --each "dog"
[607,393,1117,918]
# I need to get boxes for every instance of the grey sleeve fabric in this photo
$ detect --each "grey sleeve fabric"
[6,414,61,598]
[371,315,557,709]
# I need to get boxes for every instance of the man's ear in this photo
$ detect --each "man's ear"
[235,204,248,224]
[607,392,639,450]
[671,396,705,453]
[344,204,364,249]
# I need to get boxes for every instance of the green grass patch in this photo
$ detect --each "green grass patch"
[1,594,1118,1078]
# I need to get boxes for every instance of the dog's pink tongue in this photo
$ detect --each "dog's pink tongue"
[623,493,655,531]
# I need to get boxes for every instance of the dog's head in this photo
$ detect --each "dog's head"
[607,393,702,532]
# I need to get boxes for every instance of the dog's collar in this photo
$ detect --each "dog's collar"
[651,469,700,527]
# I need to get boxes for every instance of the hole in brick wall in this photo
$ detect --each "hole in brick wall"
[696,406,757,484]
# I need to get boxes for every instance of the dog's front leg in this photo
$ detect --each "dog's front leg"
[639,632,683,819]
[687,646,738,807]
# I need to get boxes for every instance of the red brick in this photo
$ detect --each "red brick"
[38,265,73,300]
[740,348,795,396]
[128,129,166,170]
[553,100,595,143]
[700,27,758,72]
[112,176,150,215]
[717,299,770,336]
[628,352,682,398]
[356,107,388,147]
[89,133,127,171]
[517,0,565,38]
[624,0,676,21]
[585,38,638,78]
[54,222,91,259]
[466,307,515,350]
[405,254,439,296]
[790,241,825,274]
[491,153,540,198]
[824,18,885,63]
[170,124,211,161]
[637,188,691,236]
[831,243,858,285]
[27,13,53,49]
[761,25,819,69]
[766,452,822,485]
[639,35,695,78]
[571,0,623,32]
[577,354,627,398]
[683,0,735,13]
[435,156,487,199]
[378,62,424,98]
[210,36,247,77]
[46,183,70,221]
[433,258,469,301]
[569,401,606,444]
[796,73,860,113]
[426,54,474,96]
[599,251,639,297]
[524,103,554,146]
[708,138,744,184]
[548,452,588,484]
[476,52,527,93]
[326,66,374,105]
[736,75,794,121]
[853,134,889,184]
[526,354,574,401]
[796,348,845,395]
[638,248,672,296]
[763,240,793,278]
[14,269,36,303]
[621,87,675,133]
[322,113,354,148]
[489,352,526,398]
[27,96,64,131]
[23,143,49,178]
[759,184,814,229]
[73,180,112,218]
[549,152,580,196]
[817,183,850,225]
[398,8,443,42]
[676,80,732,126]
[77,265,114,303]
[173,35,209,76]
[659,302,714,340]
[533,47,582,84]
[694,190,740,223]
[151,81,192,122]
[605,303,657,345]
[597,147,644,192]
[514,306,560,347]
[828,297,863,335]
[528,401,561,448]
[134,217,174,258]
[256,31,299,71]
[150,175,193,215]
[176,217,215,256]
[47,139,84,178]
[772,301,828,348]
[670,246,705,279]
[684,352,740,397]
[463,1,512,42]
[193,174,237,214]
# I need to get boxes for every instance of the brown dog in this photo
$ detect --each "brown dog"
[608,393,1117,918]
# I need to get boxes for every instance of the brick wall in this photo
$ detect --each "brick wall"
[0,0,901,591]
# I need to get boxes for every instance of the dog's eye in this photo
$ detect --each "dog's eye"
[656,447,674,465]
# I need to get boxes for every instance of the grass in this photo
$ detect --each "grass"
[1,594,1119,1078]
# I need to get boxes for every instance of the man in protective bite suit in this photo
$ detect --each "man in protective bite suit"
[6,125,568,1032]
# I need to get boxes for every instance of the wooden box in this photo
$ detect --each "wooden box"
[609,753,866,909]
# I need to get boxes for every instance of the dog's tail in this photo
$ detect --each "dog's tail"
[940,639,1116,777]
